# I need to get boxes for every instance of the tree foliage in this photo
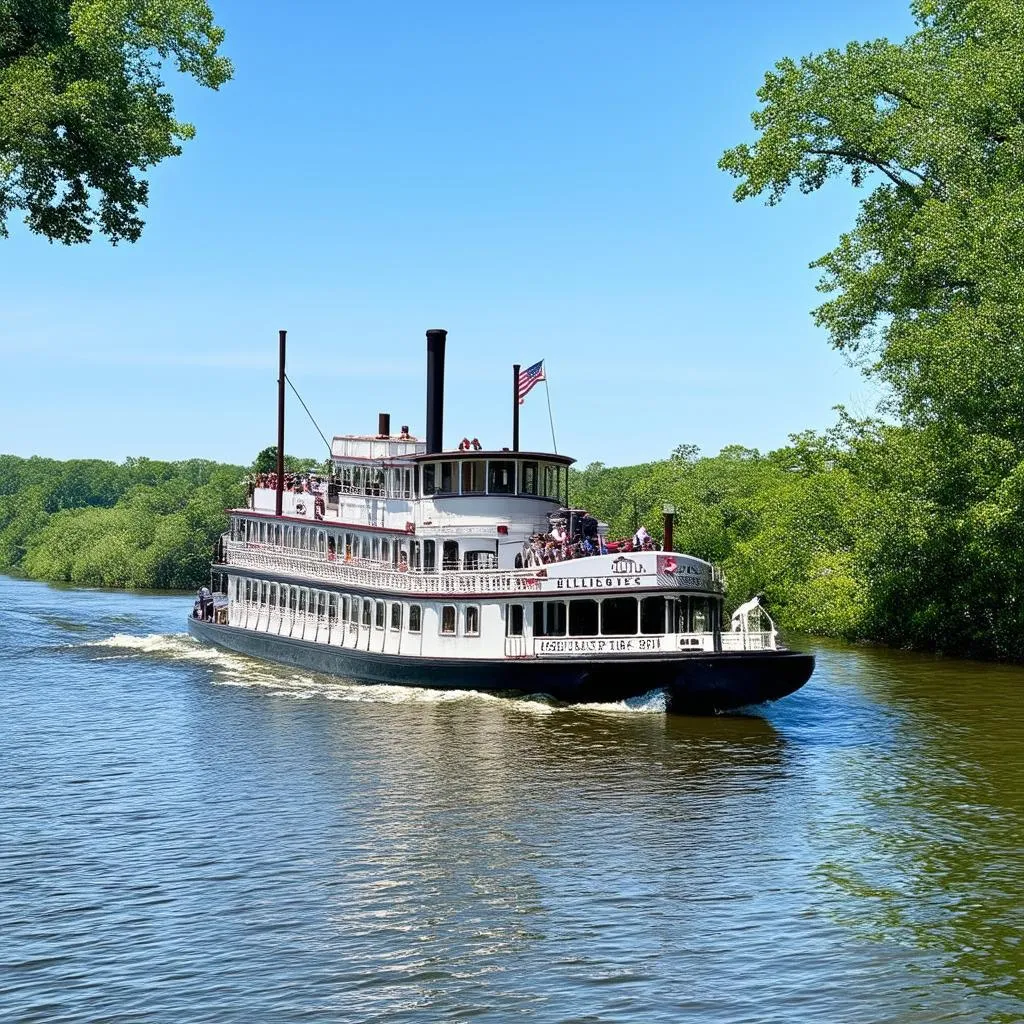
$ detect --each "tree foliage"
[718,0,1024,658]
[0,453,244,588]
[0,0,231,243]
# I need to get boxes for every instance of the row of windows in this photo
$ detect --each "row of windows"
[236,578,483,637]
[420,459,564,500]
[533,596,718,637]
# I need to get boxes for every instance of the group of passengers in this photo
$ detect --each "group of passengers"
[248,472,327,518]
[522,513,661,567]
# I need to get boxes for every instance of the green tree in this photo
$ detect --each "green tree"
[0,0,231,244]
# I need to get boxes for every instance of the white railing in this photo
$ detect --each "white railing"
[223,540,726,597]
[224,541,541,596]
[720,631,777,652]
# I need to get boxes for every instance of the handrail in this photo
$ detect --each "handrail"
[221,540,726,596]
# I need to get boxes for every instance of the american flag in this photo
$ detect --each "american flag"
[517,359,545,404]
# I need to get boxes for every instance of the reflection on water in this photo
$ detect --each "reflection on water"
[1,577,1022,1022]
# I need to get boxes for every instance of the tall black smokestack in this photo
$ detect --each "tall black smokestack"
[425,329,447,454]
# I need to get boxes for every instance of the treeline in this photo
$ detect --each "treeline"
[0,455,246,590]
[572,416,1024,662]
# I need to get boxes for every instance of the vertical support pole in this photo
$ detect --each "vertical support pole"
[276,329,286,518]
[512,363,521,452]
[663,504,675,552]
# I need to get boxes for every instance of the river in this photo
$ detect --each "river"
[1,575,1022,1022]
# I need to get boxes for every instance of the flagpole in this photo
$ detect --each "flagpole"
[543,372,558,454]
[512,363,521,452]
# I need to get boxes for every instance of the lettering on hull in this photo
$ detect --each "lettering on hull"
[536,636,664,656]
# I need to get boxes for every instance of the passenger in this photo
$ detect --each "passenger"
[633,525,650,548]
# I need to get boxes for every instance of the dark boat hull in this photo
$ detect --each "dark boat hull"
[187,618,813,713]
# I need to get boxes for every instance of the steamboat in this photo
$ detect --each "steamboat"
[188,329,814,713]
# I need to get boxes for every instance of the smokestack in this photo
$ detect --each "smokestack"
[378,412,391,438]
[425,329,447,455]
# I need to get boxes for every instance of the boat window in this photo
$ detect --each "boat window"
[381,539,390,563]
[372,537,380,561]
[421,464,436,496]
[442,541,459,571]
[441,605,457,635]
[317,592,326,618]
[329,595,338,622]
[346,597,356,623]
[461,460,485,494]
[289,588,298,612]
[260,582,268,605]
[569,599,599,637]
[463,550,497,571]
[244,579,251,602]
[361,600,372,627]
[319,531,327,554]
[375,601,385,629]
[601,597,637,636]
[398,545,409,569]
[298,590,307,614]
[692,597,709,633]
[535,601,566,637]
[269,584,277,608]
[640,597,666,635]
[275,525,282,545]
[465,605,480,636]
[487,460,515,495]
[409,605,422,633]
[361,537,371,559]
[506,604,524,637]
[410,541,420,570]
[258,521,266,543]
[519,461,539,496]
[437,461,456,494]
[424,540,436,572]
[390,603,402,631]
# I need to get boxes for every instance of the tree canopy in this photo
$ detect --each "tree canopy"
[719,0,1024,658]
[0,0,231,243]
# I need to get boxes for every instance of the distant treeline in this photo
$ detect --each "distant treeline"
[4,420,1021,661]
[0,455,246,590]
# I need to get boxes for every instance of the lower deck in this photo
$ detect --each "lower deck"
[216,571,779,662]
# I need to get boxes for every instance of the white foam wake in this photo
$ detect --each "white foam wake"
[77,633,667,715]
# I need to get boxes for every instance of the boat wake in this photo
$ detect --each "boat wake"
[76,633,669,715]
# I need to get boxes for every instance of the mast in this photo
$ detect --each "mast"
[276,329,286,518]
[512,363,520,452]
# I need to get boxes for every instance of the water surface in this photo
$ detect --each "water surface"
[1,576,1022,1022]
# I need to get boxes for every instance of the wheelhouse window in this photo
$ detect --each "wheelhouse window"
[390,603,402,631]
[441,605,457,635]
[465,605,480,636]
[421,464,436,496]
[461,460,485,494]
[691,597,710,633]
[601,597,638,636]
[542,464,562,500]
[424,540,436,572]
[519,461,539,496]
[375,601,385,629]
[487,461,515,494]
[641,597,666,635]
[535,601,566,637]
[409,605,422,633]
[569,599,599,637]
[438,462,456,494]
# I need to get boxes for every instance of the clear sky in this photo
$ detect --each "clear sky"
[1,0,916,469]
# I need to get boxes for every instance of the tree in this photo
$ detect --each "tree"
[0,0,231,244]
[719,0,1024,442]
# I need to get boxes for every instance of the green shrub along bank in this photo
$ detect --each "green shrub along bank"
[0,455,246,590]
[6,416,1024,662]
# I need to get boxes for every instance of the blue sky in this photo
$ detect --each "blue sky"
[1,0,916,468]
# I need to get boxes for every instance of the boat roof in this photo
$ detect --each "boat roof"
[402,449,575,466]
